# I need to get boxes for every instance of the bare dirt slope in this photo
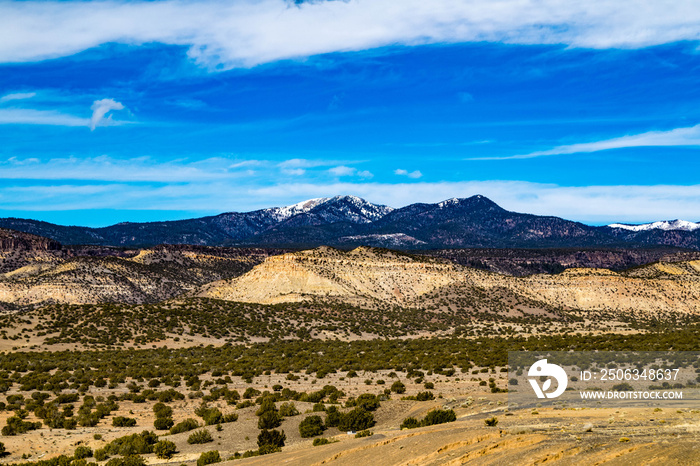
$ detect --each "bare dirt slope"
[0,246,267,305]
[199,247,700,317]
[228,402,700,466]
[198,247,465,305]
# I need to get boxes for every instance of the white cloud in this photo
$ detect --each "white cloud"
[394,168,422,178]
[90,98,125,130]
[248,181,700,224]
[0,108,88,126]
[0,98,129,128]
[0,156,255,182]
[2,1,700,69]
[477,124,700,160]
[328,165,374,178]
[4,176,700,224]
[0,92,36,102]
[282,168,306,176]
[328,165,356,176]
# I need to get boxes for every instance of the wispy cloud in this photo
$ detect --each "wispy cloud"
[394,168,422,179]
[0,156,255,182]
[328,165,356,177]
[2,1,700,69]
[0,97,129,128]
[472,124,700,160]
[3,174,700,224]
[0,92,36,102]
[328,165,374,178]
[0,108,88,126]
[90,98,125,130]
[248,181,700,224]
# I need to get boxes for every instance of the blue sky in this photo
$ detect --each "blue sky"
[2,0,700,226]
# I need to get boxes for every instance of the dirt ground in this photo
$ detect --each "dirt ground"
[0,370,698,465]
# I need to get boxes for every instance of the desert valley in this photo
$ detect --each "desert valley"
[0,197,698,465]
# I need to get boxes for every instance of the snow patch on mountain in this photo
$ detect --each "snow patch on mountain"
[608,220,700,232]
[267,196,394,224]
[438,198,460,208]
[339,233,426,246]
[265,197,330,221]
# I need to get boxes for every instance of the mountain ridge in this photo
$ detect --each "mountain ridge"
[2,195,700,250]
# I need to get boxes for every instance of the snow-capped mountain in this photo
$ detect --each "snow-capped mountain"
[266,195,394,224]
[3,195,700,250]
[607,220,700,232]
[265,198,331,221]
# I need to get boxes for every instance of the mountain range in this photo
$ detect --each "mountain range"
[1,194,700,250]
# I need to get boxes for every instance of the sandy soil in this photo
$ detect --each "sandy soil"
[0,372,698,465]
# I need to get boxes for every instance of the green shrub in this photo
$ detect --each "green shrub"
[258,411,282,429]
[0,442,6,455]
[63,418,78,430]
[355,430,372,438]
[153,417,174,430]
[421,409,456,427]
[187,429,213,445]
[257,445,281,455]
[197,450,221,466]
[338,408,375,432]
[354,394,380,412]
[612,383,634,392]
[312,438,330,446]
[195,404,223,425]
[299,415,325,438]
[484,417,498,427]
[415,391,435,401]
[3,414,41,435]
[105,455,146,466]
[243,388,261,399]
[325,409,342,428]
[105,431,158,456]
[112,416,137,427]
[94,449,108,461]
[312,403,326,412]
[390,381,406,394]
[279,402,299,417]
[256,397,278,416]
[400,417,420,429]
[257,429,286,449]
[74,446,93,459]
[170,418,199,434]
[153,402,173,419]
[153,440,177,459]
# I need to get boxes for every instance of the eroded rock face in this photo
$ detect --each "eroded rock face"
[0,242,268,305]
[199,246,465,305]
[467,264,700,316]
[2,235,700,317]
[200,246,700,317]
[0,229,62,251]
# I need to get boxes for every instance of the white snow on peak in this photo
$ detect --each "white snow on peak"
[266,197,330,221]
[608,219,700,232]
[265,196,394,223]
[438,198,460,208]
